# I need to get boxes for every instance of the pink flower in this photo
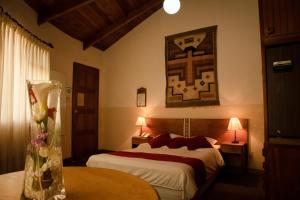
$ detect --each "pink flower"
[31,138,45,148]
[37,132,48,140]
[31,132,48,147]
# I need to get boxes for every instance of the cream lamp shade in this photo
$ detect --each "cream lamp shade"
[136,117,146,126]
[163,0,181,15]
[228,117,243,143]
[228,117,243,131]
[136,117,146,136]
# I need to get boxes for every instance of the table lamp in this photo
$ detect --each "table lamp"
[228,117,243,143]
[136,116,146,136]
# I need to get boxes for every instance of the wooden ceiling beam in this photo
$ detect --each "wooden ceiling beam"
[38,0,94,25]
[83,0,163,50]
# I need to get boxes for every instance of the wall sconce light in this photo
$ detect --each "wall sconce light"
[228,117,243,143]
[136,116,146,136]
[163,0,181,15]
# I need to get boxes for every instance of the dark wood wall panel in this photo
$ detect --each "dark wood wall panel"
[266,145,300,199]
[260,0,300,45]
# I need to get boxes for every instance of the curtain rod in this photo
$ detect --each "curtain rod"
[0,6,54,48]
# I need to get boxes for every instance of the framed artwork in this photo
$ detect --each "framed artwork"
[137,87,146,107]
[165,26,220,107]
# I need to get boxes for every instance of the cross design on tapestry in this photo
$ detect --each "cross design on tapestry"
[165,26,220,107]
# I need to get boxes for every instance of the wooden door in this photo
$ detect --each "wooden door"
[266,145,300,200]
[266,43,300,138]
[72,62,99,161]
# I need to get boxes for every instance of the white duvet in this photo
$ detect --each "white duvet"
[86,143,224,199]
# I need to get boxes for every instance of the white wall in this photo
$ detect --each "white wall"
[2,0,104,158]
[102,0,264,169]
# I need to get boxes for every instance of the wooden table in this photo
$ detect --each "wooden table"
[0,167,159,200]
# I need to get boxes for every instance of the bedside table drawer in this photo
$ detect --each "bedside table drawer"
[132,136,150,148]
[223,154,243,167]
[132,137,149,144]
[221,145,243,154]
[220,142,247,174]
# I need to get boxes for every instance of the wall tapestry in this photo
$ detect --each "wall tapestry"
[165,26,219,107]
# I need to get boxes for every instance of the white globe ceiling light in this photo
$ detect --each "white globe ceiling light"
[163,0,181,15]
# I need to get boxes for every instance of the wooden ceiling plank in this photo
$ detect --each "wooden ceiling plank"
[115,0,131,16]
[94,0,124,22]
[38,0,94,25]
[91,1,114,24]
[83,0,163,50]
[51,11,94,41]
[77,9,101,30]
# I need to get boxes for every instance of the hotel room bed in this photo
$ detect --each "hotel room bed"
[86,118,248,200]
[87,143,224,200]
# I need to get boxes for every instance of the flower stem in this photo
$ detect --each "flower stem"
[35,148,44,200]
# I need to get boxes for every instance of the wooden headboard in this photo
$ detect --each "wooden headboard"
[143,118,248,144]
[144,118,184,136]
[190,118,248,144]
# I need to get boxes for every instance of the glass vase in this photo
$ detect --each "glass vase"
[23,80,65,200]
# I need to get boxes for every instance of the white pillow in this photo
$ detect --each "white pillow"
[169,133,184,138]
[176,146,188,150]
[205,137,218,145]
[212,144,221,150]
[135,143,151,150]
[194,144,220,151]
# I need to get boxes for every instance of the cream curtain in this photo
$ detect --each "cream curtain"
[0,10,50,174]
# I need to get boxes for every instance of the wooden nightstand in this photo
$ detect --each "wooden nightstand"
[132,136,150,148]
[220,142,247,174]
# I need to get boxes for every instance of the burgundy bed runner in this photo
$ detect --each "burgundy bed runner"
[109,151,206,186]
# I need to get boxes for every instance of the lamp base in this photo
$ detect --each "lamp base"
[232,131,239,144]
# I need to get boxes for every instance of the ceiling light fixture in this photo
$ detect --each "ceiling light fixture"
[163,0,181,15]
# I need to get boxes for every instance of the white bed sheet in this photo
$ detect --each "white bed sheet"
[86,144,224,200]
